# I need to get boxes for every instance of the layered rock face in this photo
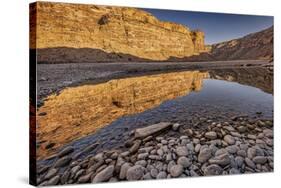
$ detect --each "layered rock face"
[37,71,208,159]
[191,30,207,54]
[210,26,273,60]
[31,2,206,62]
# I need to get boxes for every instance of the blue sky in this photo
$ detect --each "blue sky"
[143,8,273,44]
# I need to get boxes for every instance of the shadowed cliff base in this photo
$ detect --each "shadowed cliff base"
[35,46,273,64]
[35,48,149,64]
[35,47,215,63]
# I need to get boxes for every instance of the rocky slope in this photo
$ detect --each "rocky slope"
[31,2,207,63]
[210,26,273,61]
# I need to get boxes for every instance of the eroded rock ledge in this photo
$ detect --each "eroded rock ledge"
[37,116,273,186]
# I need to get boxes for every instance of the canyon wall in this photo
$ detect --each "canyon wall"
[37,71,208,158]
[31,2,206,63]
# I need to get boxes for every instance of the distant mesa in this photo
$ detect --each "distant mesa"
[30,2,273,63]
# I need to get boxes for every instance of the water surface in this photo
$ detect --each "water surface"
[38,67,273,162]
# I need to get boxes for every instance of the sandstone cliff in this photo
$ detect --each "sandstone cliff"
[210,26,273,61]
[31,2,206,63]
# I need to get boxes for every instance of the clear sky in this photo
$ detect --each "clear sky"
[142,8,273,44]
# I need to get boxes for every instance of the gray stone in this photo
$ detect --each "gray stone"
[47,175,60,185]
[45,168,58,180]
[74,169,85,180]
[239,144,248,151]
[203,164,223,176]
[54,156,72,168]
[205,131,217,139]
[83,143,99,154]
[166,153,172,161]
[137,153,149,160]
[156,171,167,179]
[129,140,141,154]
[198,147,212,163]
[181,139,188,146]
[226,145,238,154]
[215,148,228,156]
[149,155,161,160]
[195,144,201,153]
[58,146,74,158]
[135,160,147,167]
[186,143,194,152]
[150,168,158,178]
[247,148,256,159]
[126,165,145,181]
[253,156,267,164]
[134,122,171,138]
[209,153,230,166]
[209,144,219,155]
[190,169,199,177]
[157,149,164,156]
[70,165,81,176]
[245,158,256,169]
[78,173,92,183]
[170,165,183,177]
[230,132,241,138]
[229,168,240,174]
[224,135,236,145]
[143,172,152,180]
[255,147,265,156]
[237,150,247,157]
[177,156,192,168]
[167,160,176,172]
[248,134,257,140]
[60,170,70,184]
[139,146,153,153]
[235,156,244,168]
[237,126,247,133]
[119,163,131,180]
[92,165,114,183]
[172,123,180,131]
[109,177,118,182]
[176,146,189,156]
[161,140,168,145]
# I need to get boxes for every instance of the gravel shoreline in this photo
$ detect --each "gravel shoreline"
[37,115,273,185]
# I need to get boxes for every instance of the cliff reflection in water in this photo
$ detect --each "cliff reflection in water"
[37,71,208,158]
[209,67,273,94]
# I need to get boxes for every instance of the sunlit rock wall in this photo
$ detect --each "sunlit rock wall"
[31,2,206,62]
